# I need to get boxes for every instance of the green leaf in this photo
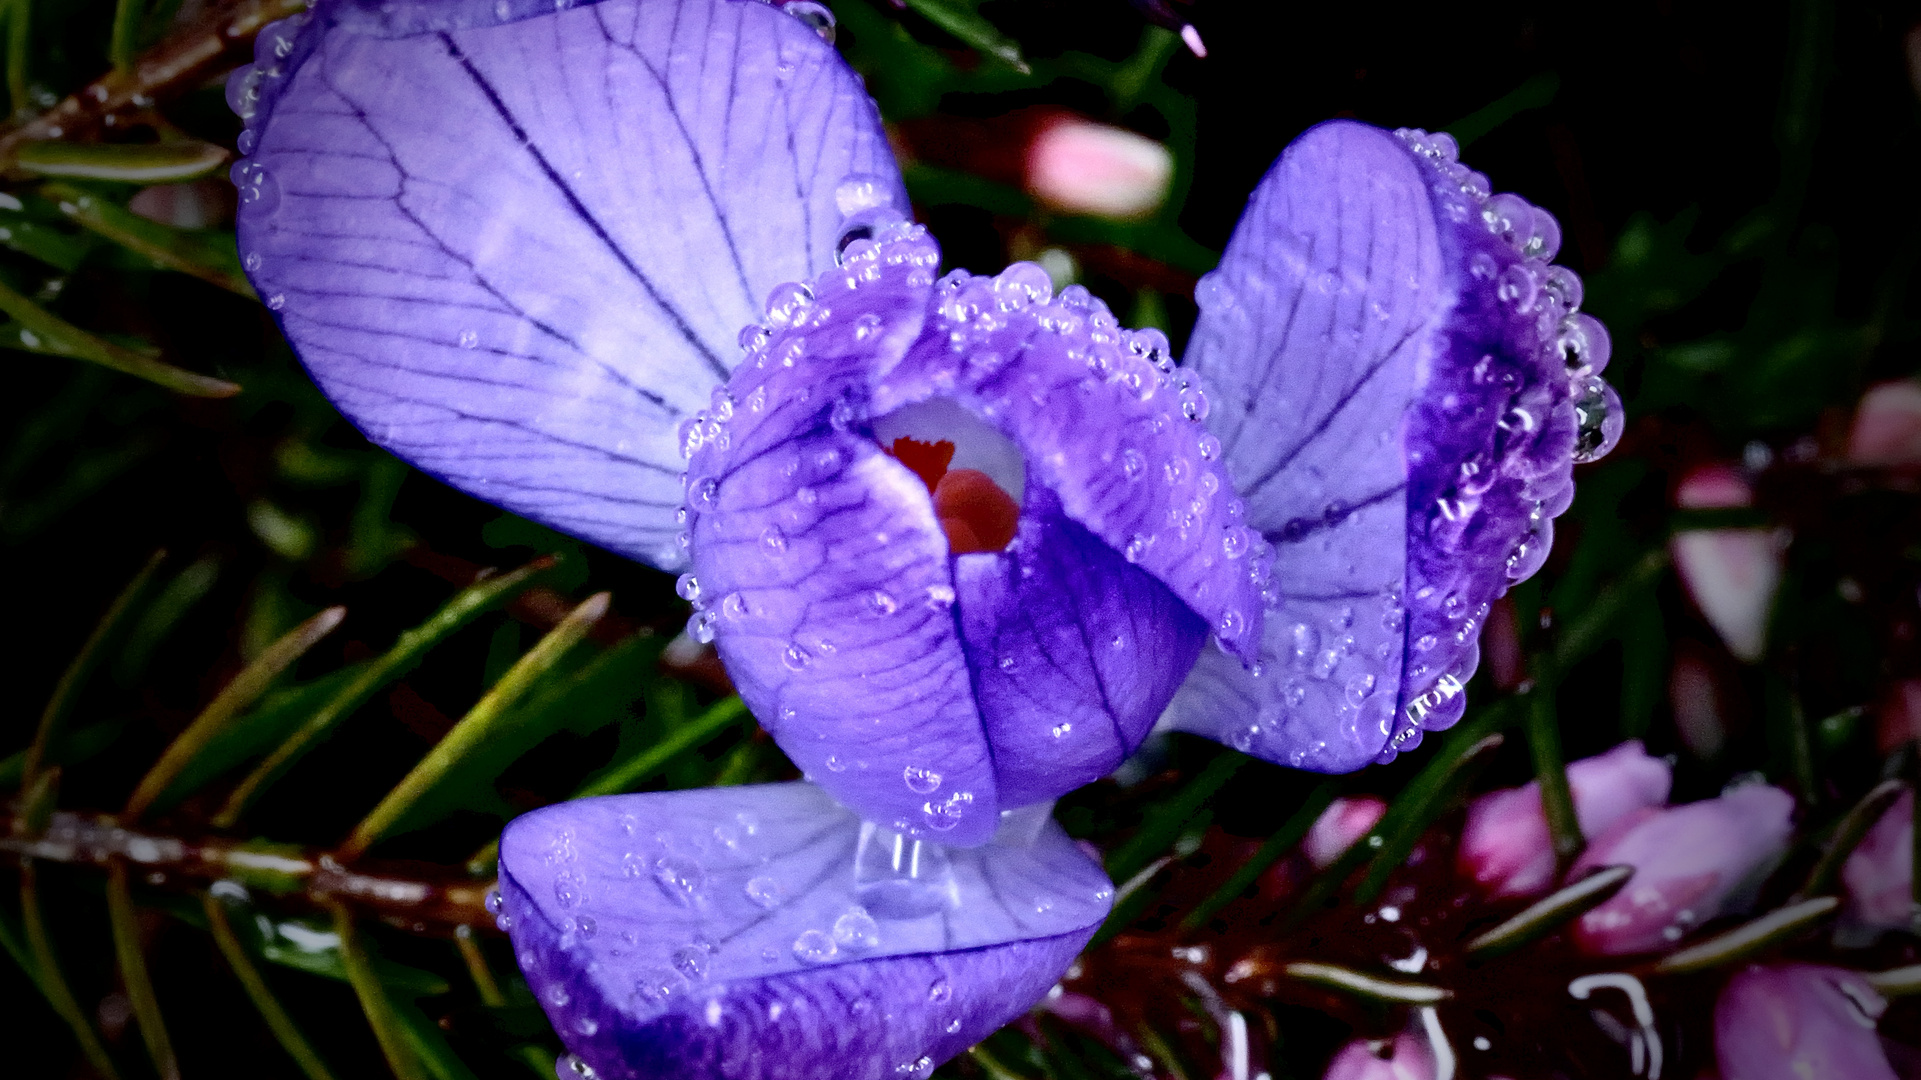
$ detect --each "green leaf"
[900,0,1027,72]
[0,275,239,396]
[213,558,558,828]
[41,180,252,295]
[1463,865,1634,957]
[0,194,94,270]
[106,861,180,1080]
[19,141,228,183]
[342,593,610,858]
[1652,896,1839,974]
[126,606,346,820]
[1104,749,1246,886]
[144,664,370,816]
[1177,780,1339,934]
[204,890,341,1080]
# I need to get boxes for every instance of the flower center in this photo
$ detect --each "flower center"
[887,436,1019,555]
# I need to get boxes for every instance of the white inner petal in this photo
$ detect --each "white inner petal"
[871,396,1026,501]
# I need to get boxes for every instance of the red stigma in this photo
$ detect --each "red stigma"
[886,437,1020,555]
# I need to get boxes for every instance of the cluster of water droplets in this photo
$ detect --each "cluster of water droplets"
[1370,128,1623,753]
[225,11,308,277]
[920,263,1273,657]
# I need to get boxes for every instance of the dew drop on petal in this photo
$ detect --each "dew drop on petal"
[792,929,838,964]
[903,766,942,794]
[745,876,784,909]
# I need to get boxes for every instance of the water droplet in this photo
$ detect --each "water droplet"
[760,525,787,555]
[1572,375,1623,462]
[1290,623,1320,664]
[832,909,881,950]
[546,983,572,1007]
[922,792,972,831]
[671,944,709,980]
[484,889,503,914]
[1558,313,1613,376]
[675,573,701,602]
[929,978,952,1003]
[792,929,838,964]
[553,872,583,908]
[745,876,784,909]
[896,1056,934,1078]
[1121,447,1145,479]
[687,609,717,644]
[926,584,956,609]
[781,643,810,670]
[903,766,941,794]
[1051,722,1072,738]
[1216,608,1246,642]
[867,590,897,616]
[1312,649,1340,679]
[575,1016,599,1036]
[780,0,836,41]
[1346,674,1377,705]
[458,328,479,349]
[652,855,704,906]
[571,915,596,938]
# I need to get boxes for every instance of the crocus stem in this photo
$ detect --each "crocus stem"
[5,0,27,118]
[204,891,339,1080]
[1524,664,1583,870]
[108,0,141,73]
[1465,864,1633,957]
[20,862,123,1080]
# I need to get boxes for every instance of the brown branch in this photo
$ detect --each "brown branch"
[0,0,309,170]
[1,811,493,932]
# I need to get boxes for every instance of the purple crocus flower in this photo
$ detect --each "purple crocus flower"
[1714,965,1897,1080]
[225,0,1617,1073]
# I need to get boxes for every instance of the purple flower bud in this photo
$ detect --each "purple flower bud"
[1457,740,1672,898]
[1714,965,1895,1080]
[1842,788,1915,934]
[1570,783,1795,955]
[1321,1031,1436,1080]
[1165,122,1620,774]
[497,783,1112,1080]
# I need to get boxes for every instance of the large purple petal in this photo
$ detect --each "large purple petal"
[496,783,1111,1080]
[231,0,904,568]
[1167,121,1617,772]
[956,486,1208,806]
[684,225,1006,846]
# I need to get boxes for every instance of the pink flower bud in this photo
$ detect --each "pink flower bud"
[1457,741,1672,898]
[1842,788,1914,933]
[1670,465,1781,663]
[1305,796,1388,868]
[1025,118,1173,220]
[1571,783,1795,955]
[1322,1032,1435,1080]
[1847,380,1921,465]
[1876,678,1921,754]
[1714,965,1895,1080]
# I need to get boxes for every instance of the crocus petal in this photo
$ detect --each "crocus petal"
[1025,117,1174,220]
[1457,740,1672,898]
[1571,783,1795,955]
[1321,1031,1437,1080]
[1841,788,1914,933]
[232,0,903,569]
[497,783,1112,1080]
[683,224,1261,843]
[1167,121,1617,772]
[1715,965,1895,1080]
[1304,795,1388,868]
[1846,380,1921,465]
[956,486,1207,806]
[1671,466,1780,663]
